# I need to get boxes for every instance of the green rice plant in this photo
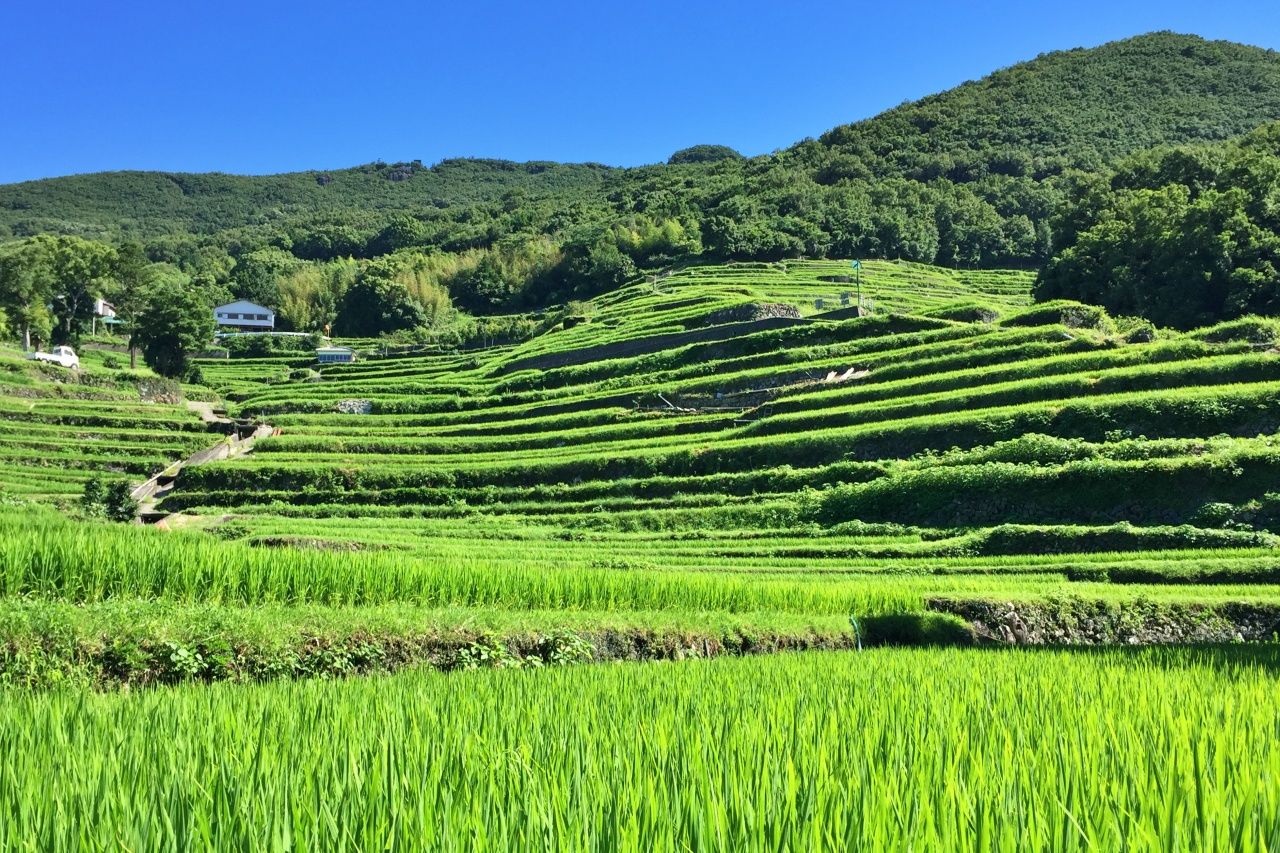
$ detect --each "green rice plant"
[0,647,1276,849]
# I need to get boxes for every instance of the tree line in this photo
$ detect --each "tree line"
[6,123,1280,376]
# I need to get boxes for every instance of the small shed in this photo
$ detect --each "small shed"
[316,346,356,364]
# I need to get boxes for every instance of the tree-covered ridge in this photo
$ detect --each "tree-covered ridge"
[4,32,1279,254]
[4,31,1280,347]
[0,159,617,241]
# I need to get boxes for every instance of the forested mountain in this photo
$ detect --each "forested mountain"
[3,31,1280,354]
[4,31,1278,246]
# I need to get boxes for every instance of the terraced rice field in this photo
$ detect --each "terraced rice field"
[174,260,1280,603]
[3,259,1280,847]
[0,352,212,500]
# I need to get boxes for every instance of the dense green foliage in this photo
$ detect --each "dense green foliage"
[667,144,744,165]
[1039,123,1280,327]
[0,235,117,347]
[133,281,216,377]
[80,477,138,523]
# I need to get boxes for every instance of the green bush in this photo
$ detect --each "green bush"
[81,477,138,522]
[222,334,322,358]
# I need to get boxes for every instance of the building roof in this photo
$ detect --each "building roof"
[316,346,354,354]
[214,299,274,315]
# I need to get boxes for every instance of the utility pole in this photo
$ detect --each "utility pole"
[852,259,863,308]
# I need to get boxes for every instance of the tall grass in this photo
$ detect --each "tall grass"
[0,647,1275,849]
[0,511,915,614]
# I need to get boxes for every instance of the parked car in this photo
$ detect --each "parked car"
[28,345,80,370]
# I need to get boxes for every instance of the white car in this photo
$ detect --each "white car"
[28,345,80,370]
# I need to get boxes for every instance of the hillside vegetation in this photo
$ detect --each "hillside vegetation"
[1,33,1278,308]
[1039,121,1280,327]
[0,159,615,241]
[4,33,1279,368]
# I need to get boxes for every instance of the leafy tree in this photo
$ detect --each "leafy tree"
[133,283,216,377]
[292,223,371,261]
[103,480,139,522]
[0,242,52,349]
[0,236,116,344]
[109,241,158,368]
[558,234,638,296]
[41,235,118,343]
[81,476,137,522]
[367,216,429,257]
[276,259,356,332]
[704,216,805,261]
[229,248,297,308]
[334,273,427,337]
[0,235,117,346]
[934,191,1010,267]
[453,254,512,312]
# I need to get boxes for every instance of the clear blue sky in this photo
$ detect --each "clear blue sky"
[2,0,1279,183]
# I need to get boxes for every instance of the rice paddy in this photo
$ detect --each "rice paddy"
[2,258,1279,846]
[2,648,1278,850]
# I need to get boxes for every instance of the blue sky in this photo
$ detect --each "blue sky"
[2,0,1279,183]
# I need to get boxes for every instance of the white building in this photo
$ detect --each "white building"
[214,300,275,332]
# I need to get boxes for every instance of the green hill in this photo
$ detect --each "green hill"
[3,31,1280,281]
[816,31,1280,176]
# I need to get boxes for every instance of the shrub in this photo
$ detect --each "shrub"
[81,477,137,522]
[222,334,321,358]
[1114,316,1159,343]
[1002,300,1114,333]
[920,301,1002,323]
